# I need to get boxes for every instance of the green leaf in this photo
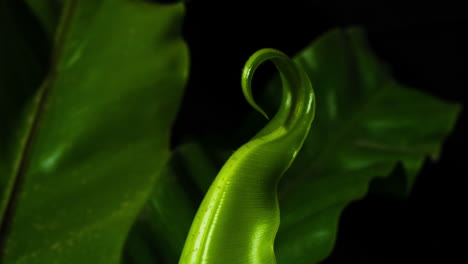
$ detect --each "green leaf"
[124,143,204,263]
[273,27,461,264]
[123,143,223,264]
[126,27,460,264]
[0,0,48,228]
[179,48,316,264]
[0,0,188,263]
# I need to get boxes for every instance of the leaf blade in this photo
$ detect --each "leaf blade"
[125,27,460,264]
[0,0,188,263]
[274,27,461,263]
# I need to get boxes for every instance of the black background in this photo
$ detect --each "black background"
[175,0,468,263]
[4,0,467,263]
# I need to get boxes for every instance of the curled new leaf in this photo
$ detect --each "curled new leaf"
[179,48,316,263]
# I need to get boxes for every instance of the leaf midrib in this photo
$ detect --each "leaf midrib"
[0,0,77,256]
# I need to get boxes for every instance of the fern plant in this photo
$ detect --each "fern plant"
[0,1,462,263]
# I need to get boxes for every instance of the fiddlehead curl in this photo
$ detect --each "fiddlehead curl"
[179,48,316,264]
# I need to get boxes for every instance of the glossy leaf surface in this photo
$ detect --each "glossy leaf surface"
[229,28,459,263]
[273,28,460,263]
[0,0,188,263]
[125,27,460,264]
[180,49,315,263]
